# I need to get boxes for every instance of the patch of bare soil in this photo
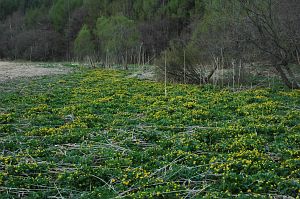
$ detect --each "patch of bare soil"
[0,61,70,82]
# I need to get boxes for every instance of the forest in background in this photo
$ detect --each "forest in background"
[0,0,299,88]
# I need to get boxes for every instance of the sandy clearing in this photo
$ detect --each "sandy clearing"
[0,61,70,82]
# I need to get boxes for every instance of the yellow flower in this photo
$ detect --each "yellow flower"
[123,181,130,186]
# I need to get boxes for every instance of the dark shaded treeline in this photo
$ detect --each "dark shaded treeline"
[0,0,299,88]
[0,0,203,61]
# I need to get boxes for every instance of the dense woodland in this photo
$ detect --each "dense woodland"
[0,0,299,88]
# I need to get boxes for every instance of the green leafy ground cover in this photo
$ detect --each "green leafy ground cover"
[0,69,300,198]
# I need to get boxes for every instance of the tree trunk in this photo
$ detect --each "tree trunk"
[284,65,300,89]
[204,66,218,84]
[274,64,300,89]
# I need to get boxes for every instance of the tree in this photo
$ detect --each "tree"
[64,7,87,60]
[156,0,223,84]
[14,30,65,61]
[0,11,25,60]
[83,0,109,22]
[96,15,139,67]
[0,0,20,21]
[24,6,50,29]
[49,0,83,32]
[74,24,94,60]
[238,0,300,89]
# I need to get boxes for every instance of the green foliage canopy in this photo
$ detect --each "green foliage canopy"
[74,24,95,59]
[96,15,139,60]
[49,0,83,32]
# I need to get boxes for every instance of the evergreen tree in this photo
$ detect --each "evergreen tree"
[74,24,94,59]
